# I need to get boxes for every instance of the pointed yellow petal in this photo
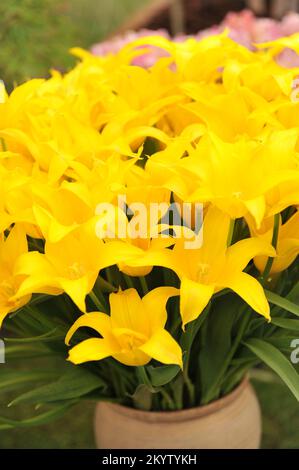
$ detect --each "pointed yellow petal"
[65,312,111,345]
[15,251,56,278]
[225,237,276,275]
[225,272,270,320]
[59,276,94,313]
[109,288,148,334]
[15,252,62,297]
[3,225,28,265]
[244,196,266,229]
[68,338,116,364]
[180,278,214,327]
[33,206,77,243]
[139,328,183,368]
[0,307,11,329]
[200,206,231,262]
[142,286,179,331]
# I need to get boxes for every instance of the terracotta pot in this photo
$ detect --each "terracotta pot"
[94,379,262,449]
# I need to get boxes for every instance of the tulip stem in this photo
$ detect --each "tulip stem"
[183,369,195,406]
[123,273,135,289]
[159,388,176,410]
[140,276,148,295]
[89,291,106,312]
[105,268,115,288]
[261,213,280,284]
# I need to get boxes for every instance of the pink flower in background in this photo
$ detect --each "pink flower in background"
[91,29,170,68]
[91,10,299,68]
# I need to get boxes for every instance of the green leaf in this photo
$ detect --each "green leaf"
[181,304,210,359]
[147,364,180,387]
[265,289,299,317]
[0,370,58,394]
[10,294,51,318]
[244,338,299,401]
[9,367,106,406]
[267,335,299,353]
[0,402,76,429]
[171,373,184,410]
[136,366,155,392]
[5,344,60,359]
[130,384,152,411]
[285,281,299,303]
[199,294,242,403]
[4,328,64,343]
[271,318,299,331]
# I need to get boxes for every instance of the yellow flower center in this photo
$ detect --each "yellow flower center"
[196,263,210,282]
[0,280,15,298]
[68,262,85,280]
[113,328,148,353]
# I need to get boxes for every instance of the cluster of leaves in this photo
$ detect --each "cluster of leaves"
[0,0,77,90]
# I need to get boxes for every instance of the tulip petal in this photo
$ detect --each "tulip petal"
[225,271,270,320]
[142,286,179,331]
[109,288,148,334]
[139,328,183,368]
[225,237,276,275]
[65,312,111,345]
[180,277,214,327]
[244,196,266,229]
[68,338,115,364]
[200,206,231,262]
[4,225,28,263]
[59,276,93,313]
[0,307,11,328]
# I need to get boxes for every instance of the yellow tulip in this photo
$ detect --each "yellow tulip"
[252,211,299,274]
[0,225,31,327]
[66,287,182,367]
[182,130,298,228]
[127,206,276,327]
[15,225,134,312]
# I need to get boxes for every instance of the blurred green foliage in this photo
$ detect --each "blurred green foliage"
[1,379,298,448]
[0,0,147,90]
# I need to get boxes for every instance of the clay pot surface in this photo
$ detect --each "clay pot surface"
[94,378,261,449]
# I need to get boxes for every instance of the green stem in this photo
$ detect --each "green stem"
[140,276,148,295]
[159,388,176,410]
[89,291,106,312]
[123,273,135,289]
[97,275,117,293]
[183,369,195,406]
[105,268,115,288]
[260,213,280,284]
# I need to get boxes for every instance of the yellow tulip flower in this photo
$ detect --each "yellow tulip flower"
[127,206,275,327]
[15,225,134,312]
[0,226,31,327]
[66,287,182,367]
[252,211,299,274]
[183,130,299,228]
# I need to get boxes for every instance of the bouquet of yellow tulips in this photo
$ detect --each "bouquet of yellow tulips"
[0,32,299,427]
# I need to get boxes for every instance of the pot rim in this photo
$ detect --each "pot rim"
[98,376,250,423]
